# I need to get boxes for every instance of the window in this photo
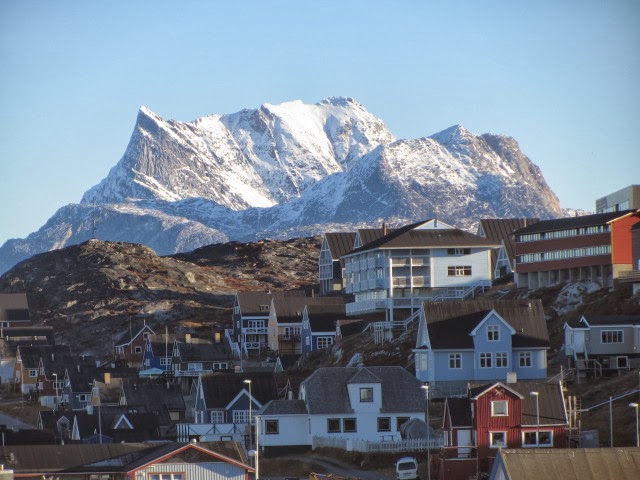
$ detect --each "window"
[343,418,357,432]
[490,431,507,448]
[259,304,269,311]
[327,418,341,433]
[491,400,508,416]
[360,387,374,402]
[487,325,499,342]
[28,369,38,378]
[449,353,461,369]
[519,352,532,367]
[377,417,391,432]
[523,430,553,447]
[77,394,89,402]
[417,352,428,371]
[134,346,142,354]
[188,362,203,371]
[496,352,508,368]
[233,410,251,424]
[160,357,171,366]
[448,266,472,276]
[601,330,623,343]
[396,417,410,431]
[210,410,224,423]
[447,248,470,255]
[150,475,183,480]
[265,419,279,434]
[317,336,334,350]
[480,352,492,368]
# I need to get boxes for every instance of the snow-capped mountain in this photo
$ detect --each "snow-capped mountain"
[0,97,562,274]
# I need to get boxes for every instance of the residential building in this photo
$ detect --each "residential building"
[513,210,640,289]
[563,314,640,374]
[113,322,154,368]
[258,365,427,456]
[0,293,31,329]
[489,447,640,480]
[171,333,233,383]
[414,300,550,395]
[342,219,500,320]
[267,293,344,355]
[180,370,278,444]
[595,184,640,213]
[440,381,568,478]
[477,218,539,279]
[120,380,186,437]
[14,344,71,395]
[300,302,349,353]
[319,231,356,294]
[0,442,253,479]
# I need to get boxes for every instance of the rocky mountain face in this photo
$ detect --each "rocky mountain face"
[0,237,320,355]
[0,97,561,273]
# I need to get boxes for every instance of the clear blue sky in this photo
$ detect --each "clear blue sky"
[1,1,639,246]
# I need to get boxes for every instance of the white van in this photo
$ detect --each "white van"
[395,456,419,480]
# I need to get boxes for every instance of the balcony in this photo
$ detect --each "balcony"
[278,334,301,342]
[618,270,640,283]
[243,327,268,335]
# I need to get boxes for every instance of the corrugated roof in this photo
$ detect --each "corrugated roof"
[513,210,635,235]
[302,366,425,415]
[424,299,549,349]
[324,232,357,260]
[478,218,539,265]
[494,447,640,480]
[349,221,500,255]
[357,228,389,247]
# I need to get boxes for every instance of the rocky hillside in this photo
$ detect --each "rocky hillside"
[0,237,320,355]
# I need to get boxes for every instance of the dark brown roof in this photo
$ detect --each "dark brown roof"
[200,371,278,408]
[17,344,72,370]
[424,299,550,349]
[324,232,357,260]
[513,210,635,235]
[478,218,539,265]
[357,228,389,247]
[494,447,640,479]
[235,290,307,316]
[446,397,472,427]
[272,294,344,323]
[349,220,500,254]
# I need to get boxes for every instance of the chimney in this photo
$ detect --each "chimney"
[77,364,80,373]
[104,372,111,385]
[287,390,293,400]
[185,333,192,344]
[382,221,387,236]
[214,332,221,343]
[51,353,55,361]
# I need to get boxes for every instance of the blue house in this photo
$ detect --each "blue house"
[142,333,176,373]
[414,299,549,396]
[300,303,347,354]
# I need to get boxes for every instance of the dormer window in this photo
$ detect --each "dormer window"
[360,387,374,402]
[487,325,499,342]
[259,304,269,312]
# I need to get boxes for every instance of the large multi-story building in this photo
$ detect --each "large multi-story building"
[342,219,499,320]
[595,184,640,213]
[513,210,640,289]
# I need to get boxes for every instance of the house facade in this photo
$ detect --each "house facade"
[513,210,640,289]
[563,314,640,372]
[440,382,568,478]
[319,232,356,294]
[113,323,154,368]
[258,366,427,456]
[300,303,348,354]
[414,300,550,395]
[342,219,499,319]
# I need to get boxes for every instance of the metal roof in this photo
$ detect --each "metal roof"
[324,232,357,260]
[478,218,539,265]
[513,210,636,235]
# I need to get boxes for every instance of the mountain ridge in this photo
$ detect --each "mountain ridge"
[0,97,561,273]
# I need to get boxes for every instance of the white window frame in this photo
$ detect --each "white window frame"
[233,410,251,424]
[317,336,334,350]
[487,325,499,342]
[28,369,38,378]
[522,430,553,447]
[449,353,461,369]
[160,357,171,366]
[479,352,492,368]
[489,431,507,448]
[265,419,279,434]
[495,352,508,368]
[601,330,623,344]
[360,387,374,403]
[210,410,224,423]
[519,351,532,368]
[491,400,508,416]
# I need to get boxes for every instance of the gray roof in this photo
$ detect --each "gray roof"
[200,371,278,409]
[272,294,344,324]
[494,447,640,480]
[302,366,425,415]
[235,290,307,316]
[580,314,640,327]
[445,397,472,428]
[261,399,308,415]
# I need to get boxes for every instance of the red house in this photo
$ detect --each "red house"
[438,381,568,479]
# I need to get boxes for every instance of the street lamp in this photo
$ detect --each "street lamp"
[244,379,253,449]
[255,414,261,480]
[629,403,639,447]
[52,373,58,411]
[422,385,431,480]
[530,392,540,448]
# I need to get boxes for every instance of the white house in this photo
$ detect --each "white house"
[342,219,500,320]
[257,365,427,456]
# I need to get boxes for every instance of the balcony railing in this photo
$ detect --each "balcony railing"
[278,334,301,342]
[243,327,268,335]
[618,270,640,283]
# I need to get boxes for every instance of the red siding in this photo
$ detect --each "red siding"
[516,255,611,273]
[515,233,610,255]
[611,216,640,265]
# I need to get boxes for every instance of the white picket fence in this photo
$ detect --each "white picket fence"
[312,435,443,453]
